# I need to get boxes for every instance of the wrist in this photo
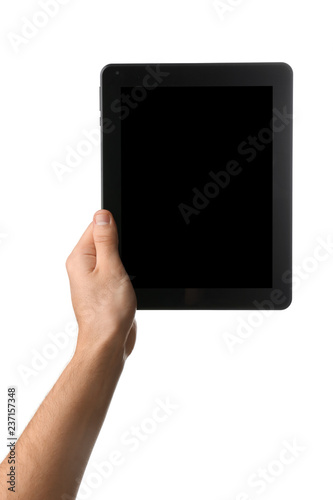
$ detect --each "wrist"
[74,327,127,368]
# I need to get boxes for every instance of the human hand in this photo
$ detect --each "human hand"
[66,210,137,359]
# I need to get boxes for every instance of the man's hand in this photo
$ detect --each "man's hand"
[66,209,137,358]
[0,210,137,500]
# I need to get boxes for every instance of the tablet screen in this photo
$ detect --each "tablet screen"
[120,86,273,288]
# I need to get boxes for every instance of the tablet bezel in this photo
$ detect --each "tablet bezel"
[101,63,292,310]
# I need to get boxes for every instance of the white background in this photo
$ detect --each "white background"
[0,1,332,499]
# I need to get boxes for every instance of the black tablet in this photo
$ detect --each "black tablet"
[101,63,292,310]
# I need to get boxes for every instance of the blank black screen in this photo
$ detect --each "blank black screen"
[121,86,273,288]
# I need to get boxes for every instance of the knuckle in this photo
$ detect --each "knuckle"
[94,233,113,244]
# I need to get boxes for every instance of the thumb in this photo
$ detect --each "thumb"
[93,210,123,271]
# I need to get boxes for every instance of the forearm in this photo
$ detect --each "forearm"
[0,334,125,500]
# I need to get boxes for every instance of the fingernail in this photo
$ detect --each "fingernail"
[95,213,111,225]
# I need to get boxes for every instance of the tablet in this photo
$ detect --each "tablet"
[101,63,292,310]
